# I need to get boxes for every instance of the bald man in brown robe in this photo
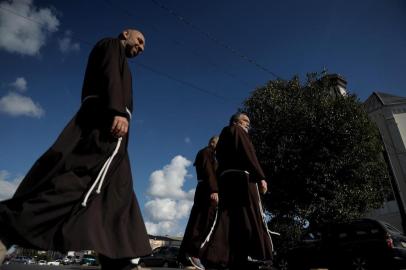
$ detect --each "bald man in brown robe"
[202,112,273,270]
[179,136,219,270]
[0,29,151,270]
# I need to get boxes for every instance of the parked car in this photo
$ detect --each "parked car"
[138,246,183,268]
[74,255,82,264]
[80,254,98,266]
[47,260,61,266]
[37,260,47,265]
[7,256,35,264]
[286,218,406,270]
[62,255,74,265]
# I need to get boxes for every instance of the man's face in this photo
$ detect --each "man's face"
[237,114,250,131]
[209,137,219,149]
[124,30,145,58]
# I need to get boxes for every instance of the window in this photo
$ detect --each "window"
[385,224,400,234]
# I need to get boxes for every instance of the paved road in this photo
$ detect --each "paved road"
[1,266,178,270]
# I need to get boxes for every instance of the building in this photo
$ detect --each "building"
[364,92,406,232]
[148,235,183,250]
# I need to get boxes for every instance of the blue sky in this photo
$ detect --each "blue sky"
[0,0,405,236]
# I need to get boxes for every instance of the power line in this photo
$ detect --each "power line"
[149,0,282,79]
[102,0,252,87]
[0,3,236,103]
[134,62,234,102]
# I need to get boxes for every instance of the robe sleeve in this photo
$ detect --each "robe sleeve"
[99,40,127,117]
[203,149,218,193]
[234,126,266,183]
[194,148,218,193]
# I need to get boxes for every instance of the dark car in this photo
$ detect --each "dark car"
[80,254,98,266]
[6,256,35,264]
[138,246,183,268]
[286,218,406,270]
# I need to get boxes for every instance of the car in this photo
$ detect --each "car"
[80,255,98,266]
[37,260,47,265]
[138,246,183,268]
[7,256,35,264]
[62,255,74,265]
[286,218,406,270]
[47,260,61,265]
[74,255,82,264]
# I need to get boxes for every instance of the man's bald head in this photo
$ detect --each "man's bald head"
[119,29,145,58]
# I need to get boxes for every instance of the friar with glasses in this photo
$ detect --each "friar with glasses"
[201,112,273,269]
[0,29,151,270]
[179,136,219,270]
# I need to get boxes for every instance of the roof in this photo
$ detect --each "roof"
[148,234,183,241]
[363,91,406,113]
[372,92,406,106]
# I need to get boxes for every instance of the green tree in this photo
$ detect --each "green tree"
[243,73,391,246]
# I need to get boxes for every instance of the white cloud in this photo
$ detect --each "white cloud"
[145,221,180,236]
[0,92,44,118]
[0,170,23,201]
[147,155,194,200]
[10,77,27,92]
[0,0,60,55]
[145,198,193,223]
[144,155,196,236]
[58,30,80,54]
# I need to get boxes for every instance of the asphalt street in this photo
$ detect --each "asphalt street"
[1,266,177,270]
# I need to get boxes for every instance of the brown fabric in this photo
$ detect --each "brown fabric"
[0,38,151,259]
[178,147,218,260]
[82,38,133,118]
[201,125,273,267]
[194,147,218,193]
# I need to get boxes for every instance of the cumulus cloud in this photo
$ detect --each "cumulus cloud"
[58,30,80,54]
[0,0,60,55]
[145,198,193,223]
[10,77,27,92]
[144,155,196,236]
[145,221,180,236]
[0,170,23,201]
[147,155,194,200]
[0,92,44,118]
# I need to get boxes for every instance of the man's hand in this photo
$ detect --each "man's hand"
[210,193,219,205]
[259,180,268,194]
[111,116,129,138]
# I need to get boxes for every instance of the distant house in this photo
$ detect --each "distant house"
[364,92,406,232]
[148,235,183,250]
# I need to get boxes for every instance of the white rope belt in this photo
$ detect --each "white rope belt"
[255,184,274,249]
[81,137,123,207]
[220,169,249,177]
[200,206,218,249]
[82,95,99,103]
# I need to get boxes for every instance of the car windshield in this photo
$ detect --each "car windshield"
[385,223,401,234]
[152,247,162,254]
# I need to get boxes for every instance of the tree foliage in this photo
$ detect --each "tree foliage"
[243,73,391,245]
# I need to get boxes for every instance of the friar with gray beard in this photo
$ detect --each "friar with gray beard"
[201,112,273,270]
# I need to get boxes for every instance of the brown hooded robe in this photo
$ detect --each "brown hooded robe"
[0,38,151,259]
[178,146,218,261]
[201,125,273,268]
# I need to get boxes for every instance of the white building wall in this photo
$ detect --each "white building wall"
[365,98,406,232]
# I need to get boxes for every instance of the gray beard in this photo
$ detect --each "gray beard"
[238,124,249,133]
